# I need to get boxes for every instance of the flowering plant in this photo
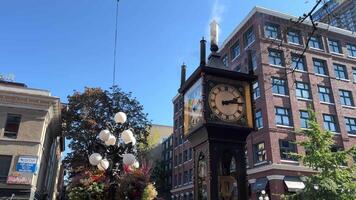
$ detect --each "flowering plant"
[116,162,157,200]
[67,169,107,200]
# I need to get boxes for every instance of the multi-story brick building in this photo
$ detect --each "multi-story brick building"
[171,92,194,200]
[312,0,356,32]
[0,81,64,199]
[160,135,173,200]
[174,6,356,200]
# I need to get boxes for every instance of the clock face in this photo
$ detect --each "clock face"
[208,84,245,122]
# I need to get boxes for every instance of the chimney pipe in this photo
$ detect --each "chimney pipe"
[180,63,186,87]
[200,37,206,66]
[210,20,219,52]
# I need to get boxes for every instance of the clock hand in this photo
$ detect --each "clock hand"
[222,98,243,105]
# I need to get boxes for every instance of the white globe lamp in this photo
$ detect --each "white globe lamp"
[99,130,111,141]
[123,153,136,165]
[133,161,139,168]
[97,159,109,171]
[114,112,127,124]
[121,130,135,144]
[105,135,117,146]
[130,136,136,145]
[89,153,102,166]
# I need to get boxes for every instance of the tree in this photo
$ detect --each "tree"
[151,160,170,199]
[283,110,356,200]
[63,86,151,179]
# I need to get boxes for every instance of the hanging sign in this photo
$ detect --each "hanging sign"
[16,156,38,173]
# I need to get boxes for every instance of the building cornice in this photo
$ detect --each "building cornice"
[247,163,315,175]
[220,6,356,51]
[170,184,193,193]
[0,138,42,145]
[0,91,60,115]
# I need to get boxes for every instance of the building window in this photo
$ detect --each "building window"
[179,153,182,164]
[268,49,284,66]
[347,43,356,57]
[4,114,21,139]
[174,155,178,166]
[279,140,297,161]
[334,64,348,80]
[309,35,323,49]
[313,58,328,76]
[0,155,12,183]
[244,26,255,47]
[318,86,333,103]
[353,68,356,81]
[189,148,192,160]
[275,107,292,126]
[183,170,188,184]
[255,110,263,129]
[230,41,240,60]
[253,142,266,164]
[178,173,182,185]
[189,169,193,182]
[272,77,288,95]
[252,81,260,100]
[291,54,306,71]
[287,29,301,44]
[295,82,311,99]
[222,54,228,67]
[339,90,354,106]
[183,150,188,162]
[300,110,309,129]
[328,39,342,54]
[174,174,177,186]
[264,23,280,39]
[345,117,356,135]
[250,51,257,70]
[233,65,241,72]
[323,114,338,132]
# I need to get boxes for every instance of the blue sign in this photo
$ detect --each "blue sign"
[16,156,37,173]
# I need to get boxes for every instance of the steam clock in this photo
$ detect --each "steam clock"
[180,21,256,200]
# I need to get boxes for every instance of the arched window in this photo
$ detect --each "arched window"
[197,152,208,200]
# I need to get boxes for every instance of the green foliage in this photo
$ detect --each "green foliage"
[151,160,170,199]
[63,86,151,176]
[283,109,356,200]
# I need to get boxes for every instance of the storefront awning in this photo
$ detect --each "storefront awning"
[284,176,305,192]
[252,177,268,192]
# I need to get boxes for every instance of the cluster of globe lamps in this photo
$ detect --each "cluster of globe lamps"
[88,112,138,171]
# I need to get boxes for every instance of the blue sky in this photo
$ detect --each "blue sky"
[1,0,316,126]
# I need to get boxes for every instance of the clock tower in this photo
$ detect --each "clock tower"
[179,21,256,200]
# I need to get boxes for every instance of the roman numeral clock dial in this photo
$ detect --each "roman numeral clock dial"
[208,84,245,122]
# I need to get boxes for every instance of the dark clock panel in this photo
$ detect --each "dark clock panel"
[204,75,249,127]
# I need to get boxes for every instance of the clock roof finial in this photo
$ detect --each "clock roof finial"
[180,63,187,87]
[200,37,206,67]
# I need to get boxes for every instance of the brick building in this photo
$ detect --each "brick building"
[0,81,64,199]
[312,0,356,32]
[160,135,173,200]
[171,93,194,200]
[173,6,356,200]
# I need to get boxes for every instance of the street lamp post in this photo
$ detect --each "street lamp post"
[258,190,269,200]
[88,111,138,200]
